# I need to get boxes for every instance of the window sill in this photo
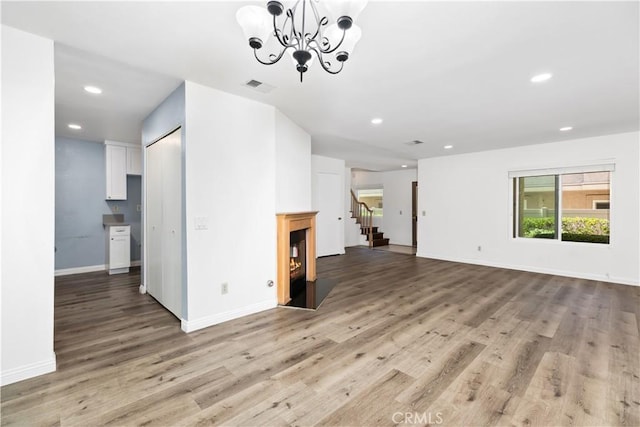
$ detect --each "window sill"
[512,237,611,247]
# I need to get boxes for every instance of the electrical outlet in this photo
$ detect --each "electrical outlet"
[137,204,142,212]
[113,205,120,213]
[477,245,482,252]
[221,282,229,295]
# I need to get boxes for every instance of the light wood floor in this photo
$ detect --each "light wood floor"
[1,248,639,426]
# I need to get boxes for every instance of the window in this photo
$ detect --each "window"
[511,166,612,244]
[357,188,383,216]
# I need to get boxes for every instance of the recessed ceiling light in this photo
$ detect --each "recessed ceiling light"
[444,145,453,149]
[371,118,383,125]
[530,73,552,83]
[84,85,102,94]
[559,126,573,132]
[68,123,82,130]
[401,164,407,168]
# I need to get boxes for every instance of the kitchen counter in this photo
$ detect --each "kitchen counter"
[103,213,128,227]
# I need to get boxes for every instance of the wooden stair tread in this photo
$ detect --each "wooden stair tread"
[366,232,384,241]
[360,226,379,234]
[371,238,390,247]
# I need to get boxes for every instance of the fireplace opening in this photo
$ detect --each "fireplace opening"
[289,229,307,296]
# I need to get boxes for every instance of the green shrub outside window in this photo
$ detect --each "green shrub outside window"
[520,217,610,244]
[514,171,611,245]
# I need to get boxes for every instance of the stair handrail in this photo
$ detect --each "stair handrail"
[350,190,374,247]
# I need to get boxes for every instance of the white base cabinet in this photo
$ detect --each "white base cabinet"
[107,225,130,275]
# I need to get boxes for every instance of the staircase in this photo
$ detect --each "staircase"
[350,190,390,248]
[360,226,390,247]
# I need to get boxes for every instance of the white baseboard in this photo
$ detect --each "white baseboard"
[1,353,56,386]
[415,252,638,287]
[55,260,142,276]
[389,241,414,247]
[55,264,105,276]
[181,299,277,333]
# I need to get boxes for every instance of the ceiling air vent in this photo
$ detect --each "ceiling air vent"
[245,79,262,88]
[405,140,425,146]
[243,79,276,94]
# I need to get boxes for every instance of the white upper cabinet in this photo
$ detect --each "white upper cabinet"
[105,143,127,200]
[127,146,142,175]
[105,140,142,200]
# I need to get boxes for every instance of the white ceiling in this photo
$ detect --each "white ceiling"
[2,1,638,171]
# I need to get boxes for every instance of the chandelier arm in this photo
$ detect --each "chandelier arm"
[272,15,287,48]
[274,28,299,49]
[308,26,346,54]
[306,16,329,45]
[288,7,303,50]
[306,1,327,43]
[309,47,345,75]
[272,9,299,49]
[253,46,289,65]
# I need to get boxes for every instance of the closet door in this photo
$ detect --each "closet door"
[160,130,182,318]
[145,128,182,319]
[316,172,344,256]
[146,140,163,302]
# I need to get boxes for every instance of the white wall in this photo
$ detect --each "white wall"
[344,167,363,247]
[275,110,311,213]
[351,169,418,246]
[183,82,277,331]
[417,132,639,285]
[312,155,346,256]
[1,26,56,385]
[379,170,417,246]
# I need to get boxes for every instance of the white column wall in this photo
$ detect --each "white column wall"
[1,26,56,385]
[182,82,277,331]
[275,110,312,213]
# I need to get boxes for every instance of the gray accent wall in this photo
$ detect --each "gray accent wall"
[55,137,141,270]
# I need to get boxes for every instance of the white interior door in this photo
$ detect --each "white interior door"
[160,130,182,318]
[146,140,163,302]
[145,128,182,319]
[316,172,343,256]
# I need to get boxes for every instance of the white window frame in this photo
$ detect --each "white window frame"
[510,162,614,244]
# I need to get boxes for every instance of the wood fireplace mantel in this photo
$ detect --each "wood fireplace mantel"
[276,212,318,305]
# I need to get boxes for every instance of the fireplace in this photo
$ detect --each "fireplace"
[289,229,306,284]
[276,212,318,305]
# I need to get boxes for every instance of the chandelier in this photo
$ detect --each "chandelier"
[236,1,367,82]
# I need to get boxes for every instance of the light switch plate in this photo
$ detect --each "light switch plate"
[194,217,209,230]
